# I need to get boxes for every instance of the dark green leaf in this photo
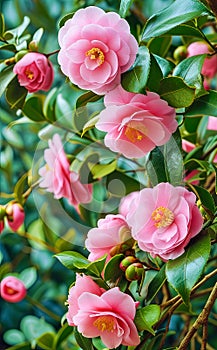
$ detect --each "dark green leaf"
[76,91,102,109]
[14,172,28,205]
[159,76,195,108]
[55,251,89,271]
[43,88,58,122]
[119,0,134,18]
[165,24,205,39]
[53,323,73,350]
[148,36,171,57]
[0,13,5,37]
[146,53,163,92]
[5,76,27,109]
[121,46,151,93]
[0,66,16,97]
[74,328,94,350]
[87,255,107,277]
[153,54,175,77]
[135,305,161,334]
[106,170,140,196]
[23,95,46,122]
[58,13,75,28]
[104,254,125,282]
[0,43,16,52]
[166,233,211,305]
[36,333,55,350]
[147,129,183,186]
[142,0,210,40]
[173,54,207,97]
[146,265,166,303]
[191,184,216,214]
[6,342,30,350]
[185,90,217,116]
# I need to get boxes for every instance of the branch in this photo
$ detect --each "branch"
[178,282,217,350]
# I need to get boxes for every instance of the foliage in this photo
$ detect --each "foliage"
[0,0,217,350]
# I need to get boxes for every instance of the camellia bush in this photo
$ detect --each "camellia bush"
[0,0,217,349]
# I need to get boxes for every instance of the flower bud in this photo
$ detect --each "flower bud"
[0,220,4,233]
[0,205,6,220]
[0,276,27,303]
[4,57,16,65]
[119,256,138,271]
[125,263,144,281]
[6,203,25,231]
[173,45,187,62]
[28,40,38,52]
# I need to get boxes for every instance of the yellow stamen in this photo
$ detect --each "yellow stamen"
[125,122,146,143]
[152,206,174,228]
[6,287,17,295]
[93,316,115,333]
[25,69,34,80]
[86,47,104,65]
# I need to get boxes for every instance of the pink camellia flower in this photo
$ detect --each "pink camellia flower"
[187,42,217,89]
[67,274,104,326]
[58,6,138,95]
[1,276,26,303]
[207,116,217,130]
[0,220,4,233]
[85,214,132,261]
[70,280,140,348]
[6,203,25,231]
[119,191,140,217]
[95,85,178,158]
[127,182,203,261]
[13,52,54,93]
[38,134,92,206]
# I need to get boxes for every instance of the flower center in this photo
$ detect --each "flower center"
[25,68,34,80]
[5,286,18,295]
[86,47,104,65]
[125,122,146,143]
[93,315,115,333]
[152,206,174,228]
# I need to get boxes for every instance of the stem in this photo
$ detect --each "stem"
[18,230,59,253]
[26,295,61,321]
[178,282,217,350]
[45,49,60,57]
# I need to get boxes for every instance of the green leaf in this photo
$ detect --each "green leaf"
[121,46,151,93]
[0,13,5,37]
[165,24,205,39]
[74,328,94,350]
[106,170,140,196]
[191,184,216,214]
[90,160,117,180]
[6,342,30,350]
[76,90,101,108]
[32,28,44,43]
[119,0,134,18]
[36,333,55,350]
[3,330,25,346]
[58,12,75,28]
[142,0,210,41]
[185,90,217,116]
[55,251,89,271]
[0,66,16,97]
[166,233,211,305]
[104,254,125,282]
[173,54,207,97]
[5,76,27,109]
[13,172,28,205]
[153,54,175,77]
[20,316,55,343]
[19,267,37,289]
[4,16,30,39]
[43,88,58,122]
[53,323,73,350]
[82,115,100,136]
[146,53,163,92]
[147,129,183,186]
[87,255,107,277]
[146,265,166,303]
[148,36,171,57]
[23,95,46,121]
[159,76,195,108]
[135,305,161,334]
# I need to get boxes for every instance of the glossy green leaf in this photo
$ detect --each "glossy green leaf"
[146,53,163,92]
[23,95,46,121]
[19,267,37,289]
[58,12,75,28]
[106,170,140,196]
[53,323,73,350]
[81,115,100,136]
[13,172,28,205]
[173,54,207,96]
[0,13,5,37]
[55,251,89,271]
[119,0,134,18]
[4,16,30,39]
[147,129,183,186]
[166,233,211,305]
[191,184,216,214]
[74,328,94,350]
[36,333,55,350]
[6,342,30,350]
[32,28,44,44]
[142,0,210,40]
[121,46,151,93]
[135,305,161,334]
[153,54,175,77]
[43,88,58,122]
[90,160,117,180]
[5,76,27,109]
[165,24,205,39]
[0,43,16,52]
[159,76,195,108]
[86,255,107,277]
[76,90,102,108]
[104,254,125,282]
[3,330,25,346]
[0,66,16,97]
[146,265,166,303]
[185,90,217,116]
[148,36,171,57]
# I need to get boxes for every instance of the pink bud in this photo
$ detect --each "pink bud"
[1,276,27,303]
[6,203,25,231]
[0,220,4,233]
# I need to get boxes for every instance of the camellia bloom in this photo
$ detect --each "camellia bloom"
[187,42,217,89]
[13,52,54,93]
[95,85,178,158]
[68,275,140,348]
[119,191,140,217]
[1,276,26,303]
[85,214,132,261]
[127,182,203,261]
[6,203,25,231]
[58,6,138,95]
[38,134,92,206]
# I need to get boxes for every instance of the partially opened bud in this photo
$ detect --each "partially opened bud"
[125,263,144,281]
[6,203,25,231]
[1,276,26,303]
